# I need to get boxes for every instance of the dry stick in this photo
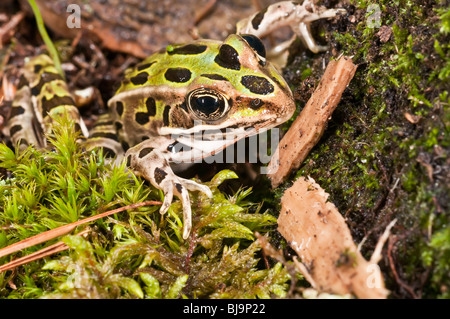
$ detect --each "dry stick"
[0,11,25,48]
[387,235,419,299]
[267,56,357,188]
[0,229,91,273]
[193,0,217,25]
[0,201,161,260]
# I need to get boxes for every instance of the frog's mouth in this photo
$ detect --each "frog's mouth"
[160,112,288,162]
[166,125,272,163]
[159,111,283,136]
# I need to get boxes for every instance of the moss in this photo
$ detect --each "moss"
[0,116,289,299]
[280,0,449,298]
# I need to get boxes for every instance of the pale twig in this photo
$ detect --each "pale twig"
[0,229,91,273]
[0,201,161,259]
[370,218,397,264]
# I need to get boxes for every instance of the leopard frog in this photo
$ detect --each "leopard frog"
[6,1,345,239]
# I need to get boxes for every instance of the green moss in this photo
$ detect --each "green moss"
[281,0,449,298]
[0,117,289,299]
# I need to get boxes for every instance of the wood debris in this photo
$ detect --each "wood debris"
[278,176,389,299]
[0,201,161,271]
[267,56,357,188]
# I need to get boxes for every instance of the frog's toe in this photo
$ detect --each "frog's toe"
[180,179,213,198]
[159,177,212,239]
[173,178,212,239]
[175,183,193,240]
[159,182,174,215]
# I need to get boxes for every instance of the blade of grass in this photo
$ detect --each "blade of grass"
[27,0,65,79]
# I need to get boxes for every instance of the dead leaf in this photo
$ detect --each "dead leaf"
[278,176,389,299]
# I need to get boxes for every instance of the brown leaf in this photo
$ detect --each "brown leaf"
[278,176,389,299]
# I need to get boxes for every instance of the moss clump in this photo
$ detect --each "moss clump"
[281,0,448,298]
[0,117,289,299]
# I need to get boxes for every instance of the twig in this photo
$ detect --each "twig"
[0,228,91,273]
[0,201,161,259]
[267,56,357,188]
[193,0,217,26]
[370,218,397,264]
[255,232,299,296]
[0,12,25,48]
[387,235,419,298]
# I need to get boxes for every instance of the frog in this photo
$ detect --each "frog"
[5,1,345,239]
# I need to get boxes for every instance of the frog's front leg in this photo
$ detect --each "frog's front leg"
[236,0,346,54]
[125,141,213,239]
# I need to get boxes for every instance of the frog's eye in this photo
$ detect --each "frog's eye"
[186,88,230,122]
[241,34,266,58]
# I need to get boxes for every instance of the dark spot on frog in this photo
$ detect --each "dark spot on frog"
[17,74,28,89]
[135,112,150,125]
[201,74,229,81]
[214,44,240,71]
[91,132,119,142]
[175,183,183,193]
[30,72,63,96]
[19,139,29,147]
[116,101,124,116]
[154,167,167,184]
[136,62,155,71]
[102,147,116,158]
[241,34,266,58]
[163,105,171,126]
[41,95,76,113]
[146,97,157,116]
[168,44,207,55]
[139,147,154,158]
[34,64,42,73]
[114,121,123,130]
[251,7,268,30]
[250,98,264,109]
[121,141,130,152]
[241,75,274,95]
[164,68,192,83]
[126,154,132,167]
[9,124,23,136]
[130,72,149,85]
[9,106,26,118]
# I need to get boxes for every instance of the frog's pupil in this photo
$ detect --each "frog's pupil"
[195,95,220,116]
[187,89,228,121]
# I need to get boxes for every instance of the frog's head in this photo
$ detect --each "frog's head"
[161,35,295,138]
[112,34,296,152]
